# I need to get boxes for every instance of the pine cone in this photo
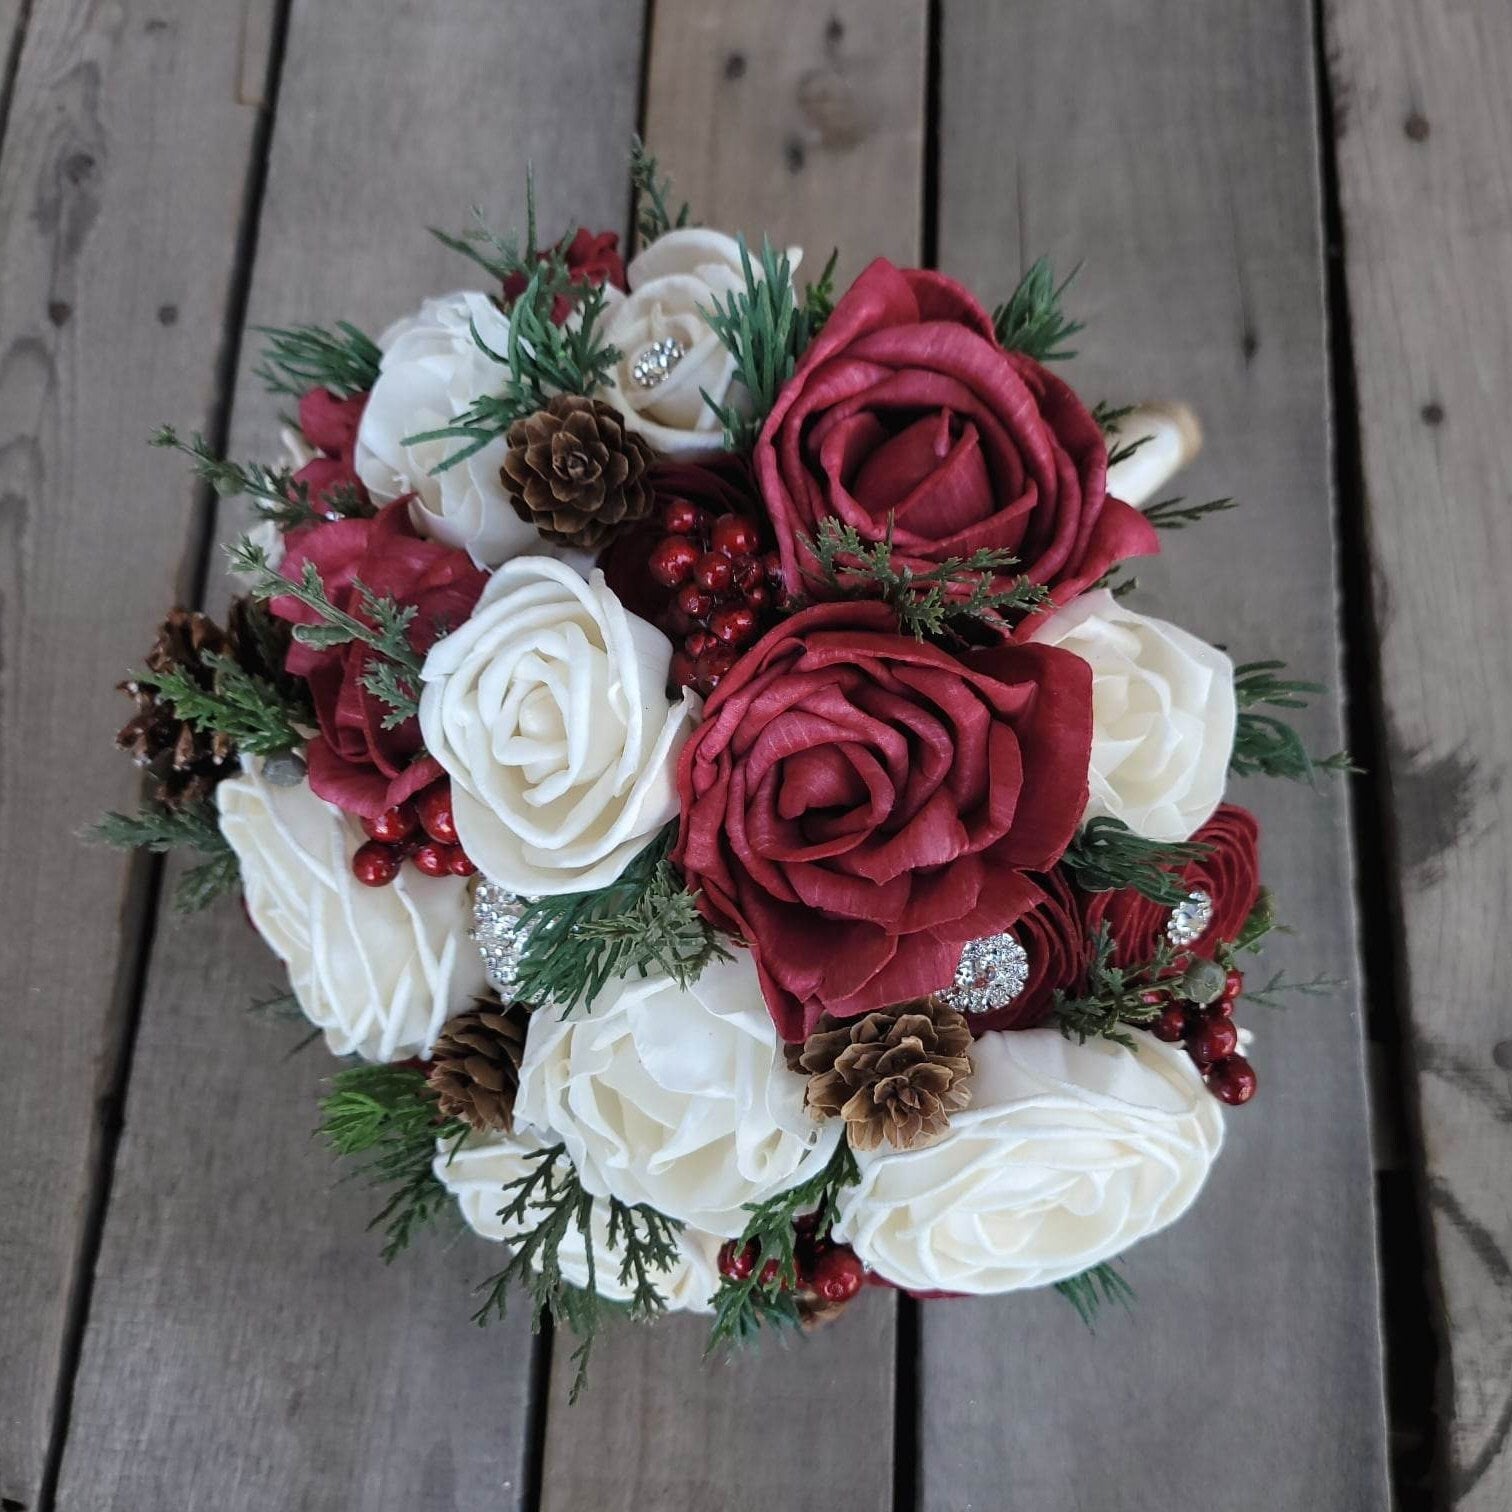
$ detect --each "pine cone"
[789,999,973,1152]
[501,394,656,548]
[225,593,295,688]
[428,1000,530,1133]
[116,607,238,808]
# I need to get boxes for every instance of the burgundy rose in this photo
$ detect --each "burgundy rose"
[271,501,487,819]
[293,387,369,510]
[503,227,627,324]
[965,866,1090,1033]
[672,600,1093,1041]
[755,259,1158,632]
[1079,804,1262,967]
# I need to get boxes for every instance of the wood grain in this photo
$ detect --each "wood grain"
[50,3,644,1509]
[919,2,1390,1507]
[536,5,927,1506]
[1324,2,1512,1505]
[0,1,276,1503]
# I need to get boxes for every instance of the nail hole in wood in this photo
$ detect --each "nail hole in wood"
[157,304,179,326]
[1421,402,1445,426]
[723,52,746,80]
[1241,328,1259,363]
[47,301,71,327]
[784,138,806,173]
[826,16,845,47]
[1404,112,1430,142]
[64,152,96,184]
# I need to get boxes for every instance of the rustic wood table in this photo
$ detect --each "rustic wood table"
[1,1,1506,1508]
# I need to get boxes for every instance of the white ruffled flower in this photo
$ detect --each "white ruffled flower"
[513,953,840,1236]
[417,556,696,895]
[1029,589,1236,842]
[433,1125,723,1312]
[354,290,535,567]
[215,764,483,1061]
[833,1030,1223,1294]
[598,229,800,455]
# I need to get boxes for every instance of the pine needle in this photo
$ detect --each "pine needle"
[993,257,1084,362]
[1060,818,1211,908]
[254,320,381,399]
[629,137,693,246]
[1054,1261,1135,1329]
[91,801,241,912]
[1230,661,1357,783]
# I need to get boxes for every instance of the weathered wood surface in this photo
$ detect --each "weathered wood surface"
[537,6,927,1505]
[919,2,1390,1508]
[1325,2,1512,1506]
[49,3,643,1509]
[0,1,276,1504]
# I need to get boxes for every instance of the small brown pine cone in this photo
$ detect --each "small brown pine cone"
[501,393,656,549]
[116,607,238,808]
[788,999,973,1152]
[428,1000,530,1133]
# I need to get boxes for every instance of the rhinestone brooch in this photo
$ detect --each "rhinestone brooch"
[941,932,1030,1015]
[470,880,533,999]
[1166,889,1215,948]
[631,336,685,389]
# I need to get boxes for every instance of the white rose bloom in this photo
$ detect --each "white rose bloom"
[513,954,840,1236]
[434,1125,722,1312]
[598,228,801,455]
[355,289,535,567]
[215,764,484,1061]
[833,1030,1223,1295]
[1029,588,1236,842]
[418,556,697,895]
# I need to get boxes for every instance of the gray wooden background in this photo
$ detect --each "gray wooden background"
[0,0,1506,1508]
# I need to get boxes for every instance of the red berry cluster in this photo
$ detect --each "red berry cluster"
[1147,967,1258,1106]
[646,499,784,697]
[717,1216,866,1307]
[350,780,477,887]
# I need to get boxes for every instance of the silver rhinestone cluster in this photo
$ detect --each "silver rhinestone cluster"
[941,932,1030,1015]
[630,336,685,389]
[470,880,534,999]
[1166,889,1215,948]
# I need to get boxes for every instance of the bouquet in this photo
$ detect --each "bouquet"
[99,146,1348,1396]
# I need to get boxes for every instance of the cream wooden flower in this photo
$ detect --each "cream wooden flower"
[512,953,840,1236]
[215,764,483,1061]
[833,1030,1224,1294]
[417,557,697,894]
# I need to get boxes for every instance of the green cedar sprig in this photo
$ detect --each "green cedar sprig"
[318,1064,465,1262]
[1060,817,1212,908]
[1230,660,1355,782]
[471,1140,682,1403]
[133,650,309,757]
[805,516,1050,639]
[993,257,1084,362]
[254,321,381,400]
[629,136,693,246]
[1141,495,1239,531]
[1054,1261,1135,1329]
[802,248,841,332]
[1090,400,1156,471]
[512,826,730,1013]
[706,1140,860,1353]
[92,800,240,912]
[1051,924,1180,1050]
[1240,968,1344,1011]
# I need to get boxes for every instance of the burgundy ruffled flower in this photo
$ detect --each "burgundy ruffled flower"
[271,501,487,819]
[293,387,369,510]
[673,600,1093,1041]
[1079,804,1262,967]
[755,259,1158,633]
[502,227,627,324]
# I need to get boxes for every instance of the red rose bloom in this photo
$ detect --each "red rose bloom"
[271,501,487,819]
[755,259,1158,631]
[1079,804,1262,967]
[965,866,1090,1033]
[502,227,627,324]
[293,387,369,510]
[673,600,1093,1041]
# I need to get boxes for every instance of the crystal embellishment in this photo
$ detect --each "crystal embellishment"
[1166,889,1215,948]
[630,336,685,389]
[941,932,1030,1015]
[470,880,533,999]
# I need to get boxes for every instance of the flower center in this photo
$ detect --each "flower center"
[631,337,685,389]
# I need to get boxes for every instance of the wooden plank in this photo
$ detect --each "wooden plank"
[919,2,1390,1507]
[0,0,27,141]
[0,1,276,1504]
[50,3,645,1509]
[1324,3,1512,1505]
[538,5,927,1507]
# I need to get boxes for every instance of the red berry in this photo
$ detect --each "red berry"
[758,1257,784,1288]
[448,849,477,877]
[649,536,700,587]
[718,1240,756,1281]
[744,583,770,612]
[732,553,764,592]
[410,840,452,878]
[416,782,459,846]
[351,840,402,887]
[696,648,738,692]
[1207,1054,1258,1105]
[662,498,701,537]
[762,550,785,583]
[1151,1004,1189,1043]
[686,630,716,658]
[809,1247,864,1305]
[677,583,715,619]
[1222,968,1244,1002]
[362,801,418,845]
[709,605,757,645]
[1185,1014,1239,1066]
[669,651,697,689]
[693,551,734,591]
[712,514,761,558]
